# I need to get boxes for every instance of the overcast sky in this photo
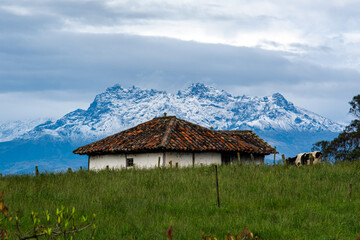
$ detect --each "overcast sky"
[1,0,360,124]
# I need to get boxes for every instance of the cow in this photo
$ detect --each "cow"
[312,151,322,164]
[295,153,310,166]
[285,156,297,165]
[286,151,322,166]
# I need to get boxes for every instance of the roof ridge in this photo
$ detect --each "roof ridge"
[153,116,176,120]
[159,117,177,148]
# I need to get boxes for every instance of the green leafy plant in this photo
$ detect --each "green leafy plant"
[0,192,96,239]
[0,191,10,239]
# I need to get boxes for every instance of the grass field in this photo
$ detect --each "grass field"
[1,162,360,239]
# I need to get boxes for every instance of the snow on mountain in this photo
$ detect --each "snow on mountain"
[18,83,343,143]
[0,83,345,174]
[0,118,52,142]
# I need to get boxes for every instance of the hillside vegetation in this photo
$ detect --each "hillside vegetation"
[1,163,360,239]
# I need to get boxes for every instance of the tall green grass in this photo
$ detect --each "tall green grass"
[1,162,360,239]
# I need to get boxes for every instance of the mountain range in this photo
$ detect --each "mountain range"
[0,83,343,174]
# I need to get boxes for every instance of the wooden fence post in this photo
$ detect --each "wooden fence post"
[349,183,352,200]
[273,147,277,165]
[169,161,173,168]
[80,166,83,171]
[215,165,220,208]
[35,166,39,177]
[158,157,161,168]
[237,152,241,165]
[281,154,286,165]
[250,154,255,164]
[175,162,178,168]
[67,168,72,173]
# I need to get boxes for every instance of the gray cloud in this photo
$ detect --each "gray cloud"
[0,10,57,35]
[1,0,360,123]
[0,31,359,122]
[289,43,332,53]
[0,33,308,92]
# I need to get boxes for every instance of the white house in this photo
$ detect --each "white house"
[73,116,275,170]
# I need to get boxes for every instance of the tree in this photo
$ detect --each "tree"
[313,94,360,162]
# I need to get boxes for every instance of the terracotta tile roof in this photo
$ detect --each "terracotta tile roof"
[73,116,275,155]
[218,130,275,155]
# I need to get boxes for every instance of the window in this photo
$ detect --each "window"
[126,158,134,167]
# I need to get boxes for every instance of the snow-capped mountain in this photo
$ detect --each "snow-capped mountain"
[0,83,344,174]
[19,83,343,143]
[0,118,52,142]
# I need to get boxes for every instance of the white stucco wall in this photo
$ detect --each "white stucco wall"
[194,152,222,165]
[89,152,163,170]
[164,152,221,167]
[89,154,125,170]
[164,152,193,167]
[89,152,222,170]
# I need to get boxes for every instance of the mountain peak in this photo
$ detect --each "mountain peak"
[190,82,211,90]
[105,84,124,93]
[94,85,166,106]
[177,83,232,102]
[270,92,297,111]
[272,92,285,99]
[179,83,214,96]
